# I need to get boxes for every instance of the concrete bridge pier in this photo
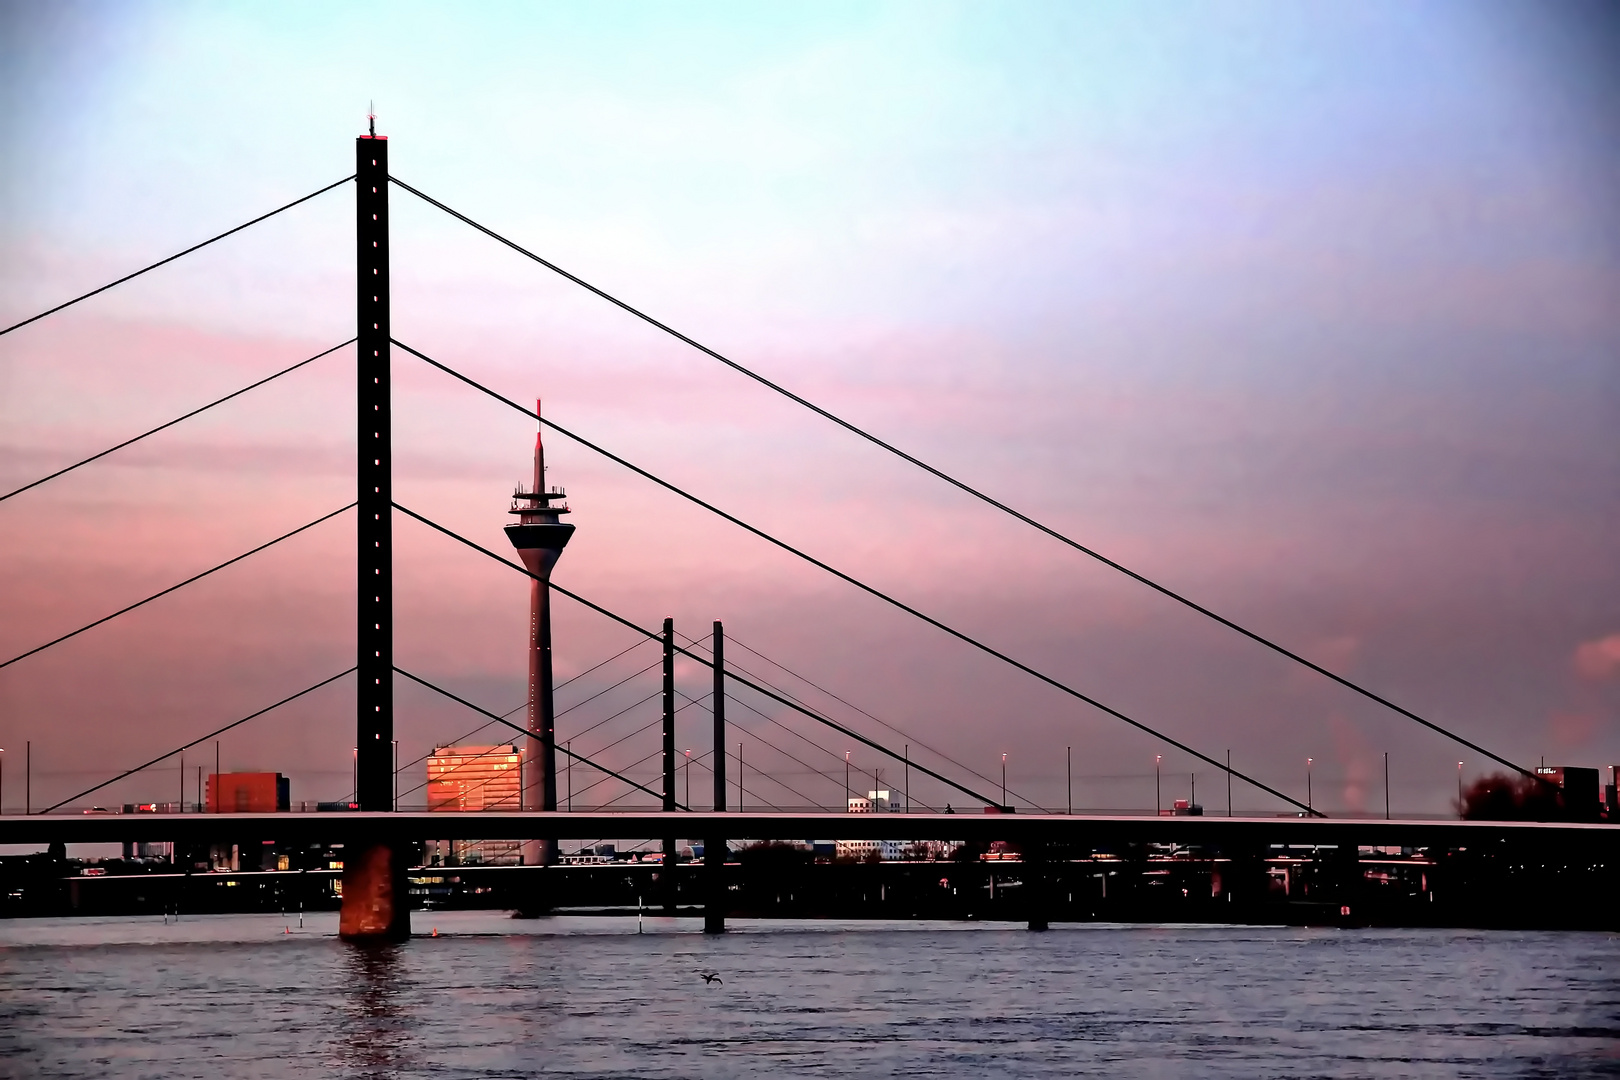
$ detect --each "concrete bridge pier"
[339,839,412,942]
[704,835,726,933]
[1025,839,1050,931]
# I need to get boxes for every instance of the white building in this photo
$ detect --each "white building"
[839,790,907,858]
[847,789,903,813]
[834,838,910,861]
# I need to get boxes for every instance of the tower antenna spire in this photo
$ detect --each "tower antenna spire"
[368,100,376,137]
[534,398,544,495]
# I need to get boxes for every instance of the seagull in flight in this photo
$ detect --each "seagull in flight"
[700,972,724,986]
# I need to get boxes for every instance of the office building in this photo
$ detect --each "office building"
[206,773,289,813]
[1535,765,1601,820]
[426,744,524,865]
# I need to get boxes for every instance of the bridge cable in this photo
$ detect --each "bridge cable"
[388,179,1540,786]
[714,691,879,810]
[672,632,954,810]
[703,726,822,810]
[0,503,356,671]
[393,500,1128,813]
[389,637,654,797]
[395,742,531,810]
[386,369,1312,816]
[719,690,927,810]
[395,666,685,809]
[0,176,356,339]
[696,629,1034,809]
[692,683,884,796]
[566,688,662,744]
[0,340,354,505]
[38,668,355,814]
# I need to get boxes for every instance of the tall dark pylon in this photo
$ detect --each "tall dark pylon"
[355,123,392,812]
[705,619,726,933]
[662,617,676,813]
[712,622,726,813]
[504,402,574,866]
[662,617,677,912]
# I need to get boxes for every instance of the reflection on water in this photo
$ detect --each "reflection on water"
[0,913,1617,1079]
[333,943,411,1080]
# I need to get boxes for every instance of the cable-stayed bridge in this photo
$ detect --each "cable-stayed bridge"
[1,128,1604,938]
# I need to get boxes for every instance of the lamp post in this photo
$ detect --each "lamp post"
[0,747,5,816]
[1001,753,1007,808]
[684,749,691,808]
[1306,758,1313,813]
[1154,755,1162,816]
[1457,761,1464,815]
[845,751,851,809]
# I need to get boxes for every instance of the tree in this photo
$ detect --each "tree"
[1459,773,1567,821]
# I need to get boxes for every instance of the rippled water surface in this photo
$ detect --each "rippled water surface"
[1,913,1617,1078]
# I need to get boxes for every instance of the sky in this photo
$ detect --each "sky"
[1,0,1617,826]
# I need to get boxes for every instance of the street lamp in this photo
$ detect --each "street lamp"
[0,748,5,816]
[684,749,691,808]
[845,751,851,809]
[1155,755,1162,815]
[1001,753,1007,808]
[1457,761,1464,815]
[1307,758,1313,813]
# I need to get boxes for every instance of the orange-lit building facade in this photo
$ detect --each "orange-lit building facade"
[206,773,289,814]
[426,745,524,865]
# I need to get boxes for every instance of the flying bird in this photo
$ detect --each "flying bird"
[700,972,723,986]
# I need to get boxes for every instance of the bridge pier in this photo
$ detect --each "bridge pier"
[339,839,411,942]
[1025,838,1050,931]
[704,836,726,932]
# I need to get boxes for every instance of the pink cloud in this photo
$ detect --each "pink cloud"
[1549,710,1599,749]
[1573,634,1620,682]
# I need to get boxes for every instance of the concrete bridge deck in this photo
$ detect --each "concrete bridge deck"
[2,811,1614,849]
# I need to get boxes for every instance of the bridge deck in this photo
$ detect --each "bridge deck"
[1,811,1613,848]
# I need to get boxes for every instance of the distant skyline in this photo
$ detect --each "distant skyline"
[2,1,1617,825]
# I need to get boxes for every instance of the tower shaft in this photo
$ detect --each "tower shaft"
[355,133,392,812]
[526,572,557,814]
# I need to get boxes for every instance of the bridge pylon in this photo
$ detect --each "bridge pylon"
[340,120,410,942]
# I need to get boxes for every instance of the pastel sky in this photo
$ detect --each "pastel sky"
[2,1,1617,822]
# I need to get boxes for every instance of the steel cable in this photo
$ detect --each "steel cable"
[388,178,1539,786]
[2,176,355,338]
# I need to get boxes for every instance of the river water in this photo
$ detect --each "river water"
[0,913,1616,1079]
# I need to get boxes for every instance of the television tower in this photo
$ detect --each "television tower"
[505,402,574,866]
